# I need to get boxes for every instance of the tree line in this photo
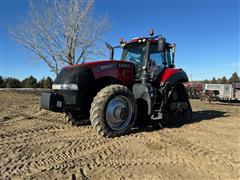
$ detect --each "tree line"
[201,72,240,84]
[1,72,239,88]
[0,76,53,89]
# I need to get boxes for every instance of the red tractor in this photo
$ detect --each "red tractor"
[41,30,192,137]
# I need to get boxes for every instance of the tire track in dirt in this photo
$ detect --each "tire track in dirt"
[3,126,238,179]
[0,110,67,125]
[27,133,191,179]
[0,110,74,141]
[1,132,159,179]
[24,138,154,179]
[0,136,130,178]
[0,124,93,164]
[0,127,94,169]
[142,129,240,178]
[128,132,213,177]
[0,127,88,151]
[0,124,67,139]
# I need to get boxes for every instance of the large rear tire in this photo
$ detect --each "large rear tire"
[90,85,137,137]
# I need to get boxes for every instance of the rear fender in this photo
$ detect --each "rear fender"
[160,68,188,87]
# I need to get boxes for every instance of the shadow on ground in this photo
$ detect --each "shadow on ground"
[191,110,228,122]
[132,110,228,134]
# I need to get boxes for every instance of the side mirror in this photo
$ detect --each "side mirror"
[157,37,166,51]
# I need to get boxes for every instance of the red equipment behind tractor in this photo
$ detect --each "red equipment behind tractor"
[41,30,192,137]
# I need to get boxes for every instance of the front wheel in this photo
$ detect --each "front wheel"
[90,85,137,137]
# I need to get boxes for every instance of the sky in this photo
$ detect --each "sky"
[0,0,239,81]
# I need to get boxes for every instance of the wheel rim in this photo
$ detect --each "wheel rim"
[106,95,133,131]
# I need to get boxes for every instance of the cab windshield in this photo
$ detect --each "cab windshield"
[121,43,146,67]
[121,43,171,67]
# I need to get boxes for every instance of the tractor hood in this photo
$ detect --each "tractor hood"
[54,64,95,87]
[53,60,135,89]
[63,60,130,69]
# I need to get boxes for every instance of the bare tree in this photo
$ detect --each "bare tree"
[11,0,108,75]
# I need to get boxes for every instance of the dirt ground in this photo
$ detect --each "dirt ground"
[0,90,239,180]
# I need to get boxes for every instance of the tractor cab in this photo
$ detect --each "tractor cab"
[106,29,176,82]
[120,38,174,80]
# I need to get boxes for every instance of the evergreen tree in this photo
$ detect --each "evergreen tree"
[22,76,38,88]
[5,78,22,88]
[229,72,240,83]
[44,77,53,89]
[220,76,227,84]
[0,76,5,88]
[211,77,217,84]
[216,78,222,84]
[203,79,209,84]
[38,78,45,88]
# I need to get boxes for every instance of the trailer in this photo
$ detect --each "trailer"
[204,83,240,102]
[233,83,240,100]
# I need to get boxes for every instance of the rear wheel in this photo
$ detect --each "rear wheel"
[90,84,137,137]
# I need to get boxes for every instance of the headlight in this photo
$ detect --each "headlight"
[52,84,78,90]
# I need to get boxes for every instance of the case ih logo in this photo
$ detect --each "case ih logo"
[118,64,130,68]
[100,64,117,70]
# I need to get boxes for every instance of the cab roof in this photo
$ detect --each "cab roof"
[125,37,171,48]
[127,37,158,44]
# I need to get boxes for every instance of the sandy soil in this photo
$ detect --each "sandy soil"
[0,90,239,179]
